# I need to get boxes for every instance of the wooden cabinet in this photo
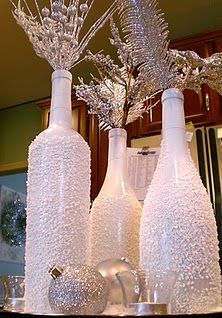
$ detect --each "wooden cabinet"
[127,29,222,140]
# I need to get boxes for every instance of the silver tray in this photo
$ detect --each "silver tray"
[1,308,222,317]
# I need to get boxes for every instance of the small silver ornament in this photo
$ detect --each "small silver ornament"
[95,258,136,304]
[48,264,108,315]
[41,7,50,17]
[80,3,89,13]
[77,17,84,26]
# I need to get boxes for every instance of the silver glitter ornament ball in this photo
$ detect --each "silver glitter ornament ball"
[95,258,135,304]
[48,264,108,315]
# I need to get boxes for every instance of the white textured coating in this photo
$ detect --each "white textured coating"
[89,194,141,268]
[25,130,90,313]
[140,139,221,313]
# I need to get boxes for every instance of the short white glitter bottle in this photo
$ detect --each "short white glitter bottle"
[89,128,142,267]
[25,70,90,313]
[140,88,221,314]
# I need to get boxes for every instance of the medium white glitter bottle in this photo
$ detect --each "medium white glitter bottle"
[140,88,221,314]
[89,128,142,267]
[25,70,90,313]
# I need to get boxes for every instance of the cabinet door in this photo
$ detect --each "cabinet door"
[214,39,222,52]
[88,115,109,200]
[140,93,162,136]
[126,92,162,139]
[38,96,89,139]
[183,85,213,126]
[71,98,88,140]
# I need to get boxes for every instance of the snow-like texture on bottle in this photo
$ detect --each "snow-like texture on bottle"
[140,88,221,314]
[89,128,142,268]
[25,70,90,313]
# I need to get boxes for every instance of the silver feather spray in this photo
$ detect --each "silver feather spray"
[118,0,176,91]
[118,0,222,96]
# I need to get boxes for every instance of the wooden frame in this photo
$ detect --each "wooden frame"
[0,161,27,175]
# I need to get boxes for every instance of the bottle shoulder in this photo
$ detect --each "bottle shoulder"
[92,192,142,212]
[30,126,90,151]
[96,183,141,203]
[38,125,79,137]
[33,126,86,142]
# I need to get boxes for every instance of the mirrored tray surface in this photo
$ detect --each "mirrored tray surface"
[1,307,222,318]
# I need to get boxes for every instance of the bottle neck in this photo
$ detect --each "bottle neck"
[49,70,72,129]
[108,128,127,171]
[99,128,132,196]
[162,88,188,158]
[107,128,127,174]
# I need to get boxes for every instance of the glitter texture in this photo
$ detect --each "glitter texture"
[11,0,117,70]
[48,264,108,315]
[89,129,142,268]
[140,89,221,314]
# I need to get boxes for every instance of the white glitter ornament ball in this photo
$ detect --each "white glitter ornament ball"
[96,258,135,304]
[48,264,108,315]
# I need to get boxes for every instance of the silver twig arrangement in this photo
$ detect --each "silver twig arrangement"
[75,19,159,130]
[10,0,117,70]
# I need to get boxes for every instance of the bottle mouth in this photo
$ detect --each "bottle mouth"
[52,70,72,82]
[162,88,184,103]
[109,128,127,138]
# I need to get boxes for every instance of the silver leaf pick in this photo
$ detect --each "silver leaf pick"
[170,49,222,95]
[74,19,160,130]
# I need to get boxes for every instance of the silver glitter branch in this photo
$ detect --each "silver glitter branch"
[75,19,159,130]
[170,49,222,95]
[10,0,117,70]
[118,0,177,91]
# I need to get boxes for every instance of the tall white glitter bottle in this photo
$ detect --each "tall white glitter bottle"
[25,70,90,313]
[140,88,221,314]
[89,128,142,267]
